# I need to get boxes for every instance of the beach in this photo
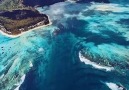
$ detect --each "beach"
[0,16,52,38]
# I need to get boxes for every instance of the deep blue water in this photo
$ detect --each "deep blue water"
[0,1,129,90]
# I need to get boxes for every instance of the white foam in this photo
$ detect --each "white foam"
[14,74,26,90]
[0,74,4,79]
[29,61,33,68]
[79,52,114,71]
[67,0,78,3]
[106,82,124,90]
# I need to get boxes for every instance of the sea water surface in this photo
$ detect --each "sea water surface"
[0,1,129,90]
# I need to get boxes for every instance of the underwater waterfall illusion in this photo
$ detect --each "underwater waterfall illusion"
[0,1,129,90]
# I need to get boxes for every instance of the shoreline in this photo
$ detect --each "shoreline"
[0,15,52,38]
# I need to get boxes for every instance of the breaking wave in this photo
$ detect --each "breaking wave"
[79,51,114,71]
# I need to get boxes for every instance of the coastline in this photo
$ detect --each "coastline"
[0,15,52,38]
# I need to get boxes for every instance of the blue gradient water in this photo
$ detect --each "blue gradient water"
[0,1,129,90]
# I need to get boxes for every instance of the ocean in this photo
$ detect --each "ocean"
[0,1,129,90]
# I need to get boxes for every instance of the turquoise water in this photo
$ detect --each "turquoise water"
[0,2,129,90]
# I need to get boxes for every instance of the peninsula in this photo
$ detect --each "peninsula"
[0,0,51,38]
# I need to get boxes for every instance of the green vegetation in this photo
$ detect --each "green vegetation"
[0,10,49,35]
[0,0,50,35]
[0,0,21,10]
